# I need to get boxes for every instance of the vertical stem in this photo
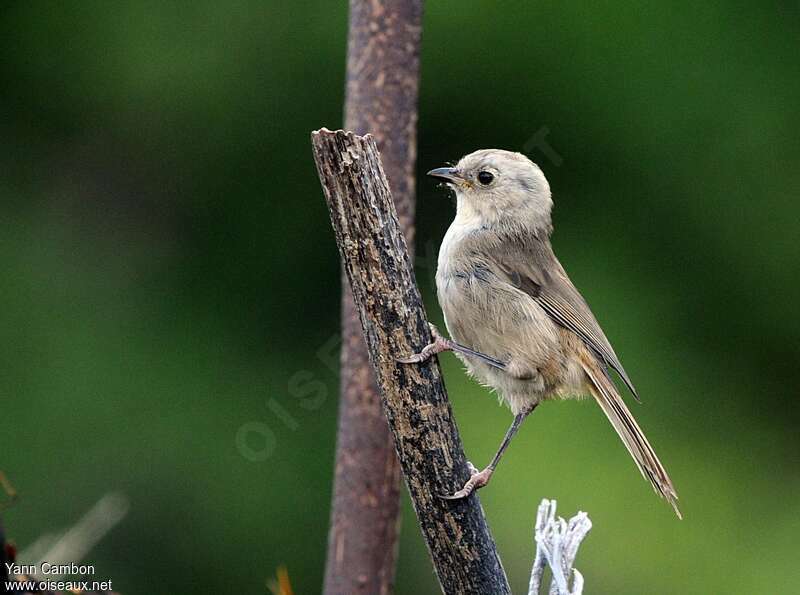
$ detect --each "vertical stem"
[313,129,511,595]
[323,2,423,595]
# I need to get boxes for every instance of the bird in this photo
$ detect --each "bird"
[398,149,680,517]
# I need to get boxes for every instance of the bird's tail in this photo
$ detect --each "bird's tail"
[581,358,681,518]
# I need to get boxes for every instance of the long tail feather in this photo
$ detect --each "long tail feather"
[581,360,681,518]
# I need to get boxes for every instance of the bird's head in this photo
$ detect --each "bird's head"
[428,149,552,233]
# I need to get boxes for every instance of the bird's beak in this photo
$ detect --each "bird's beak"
[427,167,463,185]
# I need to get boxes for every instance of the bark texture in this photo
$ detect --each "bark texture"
[313,129,511,595]
[323,1,423,594]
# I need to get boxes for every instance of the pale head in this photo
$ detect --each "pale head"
[428,149,553,233]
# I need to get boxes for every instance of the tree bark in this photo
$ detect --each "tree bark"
[323,2,423,594]
[313,129,511,595]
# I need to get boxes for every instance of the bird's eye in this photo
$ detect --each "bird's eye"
[477,171,494,185]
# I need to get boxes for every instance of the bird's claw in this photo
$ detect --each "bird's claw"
[395,324,453,365]
[395,353,425,364]
[440,462,493,500]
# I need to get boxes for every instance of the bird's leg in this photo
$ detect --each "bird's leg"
[442,403,538,500]
[396,323,506,370]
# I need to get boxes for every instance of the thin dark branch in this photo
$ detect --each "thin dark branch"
[323,1,423,594]
[313,128,511,594]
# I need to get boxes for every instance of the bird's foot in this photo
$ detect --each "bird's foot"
[396,323,454,364]
[396,324,506,370]
[440,462,494,500]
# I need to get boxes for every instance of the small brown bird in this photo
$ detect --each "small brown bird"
[399,149,679,517]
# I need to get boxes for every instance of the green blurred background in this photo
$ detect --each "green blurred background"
[1,2,798,593]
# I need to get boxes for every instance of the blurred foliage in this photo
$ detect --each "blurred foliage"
[0,1,798,594]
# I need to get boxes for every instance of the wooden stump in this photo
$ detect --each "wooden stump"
[312,128,511,595]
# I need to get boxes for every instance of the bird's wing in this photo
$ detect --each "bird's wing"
[494,239,640,401]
